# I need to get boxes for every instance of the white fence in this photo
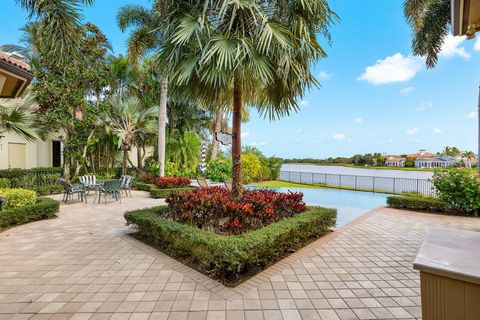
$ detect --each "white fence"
[278,171,435,196]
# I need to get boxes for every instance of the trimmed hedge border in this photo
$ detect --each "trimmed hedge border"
[125,206,336,286]
[0,197,60,230]
[149,187,195,199]
[133,182,195,199]
[386,196,454,214]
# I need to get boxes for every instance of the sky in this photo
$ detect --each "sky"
[1,0,480,159]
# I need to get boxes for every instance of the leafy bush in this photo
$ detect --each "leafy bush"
[155,177,191,189]
[0,188,37,210]
[125,205,336,285]
[432,168,480,215]
[138,173,158,184]
[165,187,306,234]
[0,198,59,230]
[387,196,451,213]
[205,158,232,182]
[0,178,11,189]
[242,153,261,183]
[150,187,195,199]
[134,181,155,192]
[0,168,63,194]
[267,157,283,180]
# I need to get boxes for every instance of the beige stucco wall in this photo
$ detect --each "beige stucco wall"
[0,132,63,169]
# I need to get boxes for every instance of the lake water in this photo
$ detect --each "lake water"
[253,186,388,227]
[281,164,433,179]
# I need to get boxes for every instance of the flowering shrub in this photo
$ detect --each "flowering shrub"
[165,187,307,234]
[155,177,191,189]
[432,168,480,215]
[139,173,158,185]
[0,188,37,210]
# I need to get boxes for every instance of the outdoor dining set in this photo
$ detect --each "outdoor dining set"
[59,175,133,204]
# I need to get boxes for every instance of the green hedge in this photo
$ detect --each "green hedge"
[133,182,155,192]
[149,187,195,199]
[387,196,453,214]
[125,206,336,285]
[0,197,60,230]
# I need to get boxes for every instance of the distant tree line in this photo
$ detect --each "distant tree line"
[284,153,387,167]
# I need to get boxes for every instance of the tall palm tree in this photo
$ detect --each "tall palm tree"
[158,0,337,197]
[462,151,476,168]
[0,92,40,141]
[15,0,95,65]
[101,95,157,175]
[117,4,169,177]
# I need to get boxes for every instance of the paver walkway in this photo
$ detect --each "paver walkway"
[1,191,480,320]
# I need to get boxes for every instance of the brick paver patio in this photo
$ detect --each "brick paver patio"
[1,191,479,320]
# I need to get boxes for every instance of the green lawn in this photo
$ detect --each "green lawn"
[251,181,323,188]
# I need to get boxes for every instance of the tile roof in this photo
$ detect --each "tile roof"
[0,53,32,73]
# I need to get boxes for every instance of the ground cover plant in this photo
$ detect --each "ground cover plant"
[0,188,37,210]
[155,177,191,189]
[125,204,336,285]
[165,187,307,234]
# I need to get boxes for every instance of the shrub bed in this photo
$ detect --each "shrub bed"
[0,197,59,230]
[125,205,336,285]
[155,177,191,189]
[150,187,195,199]
[387,196,453,214]
[133,181,155,192]
[166,187,307,234]
[0,188,37,210]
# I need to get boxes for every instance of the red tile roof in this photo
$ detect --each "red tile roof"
[0,53,31,73]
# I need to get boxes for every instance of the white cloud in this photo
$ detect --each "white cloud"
[333,133,347,141]
[357,53,422,84]
[300,100,309,107]
[440,35,471,59]
[318,71,333,79]
[295,128,302,134]
[416,101,432,112]
[406,127,419,135]
[241,131,250,138]
[467,111,477,118]
[353,117,363,124]
[400,86,416,96]
[434,128,444,134]
[474,37,480,51]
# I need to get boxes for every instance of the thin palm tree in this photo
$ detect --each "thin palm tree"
[158,0,337,197]
[117,4,169,177]
[462,151,476,168]
[0,92,40,141]
[101,95,157,174]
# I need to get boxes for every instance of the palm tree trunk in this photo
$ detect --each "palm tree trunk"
[122,144,128,175]
[211,97,223,160]
[231,77,243,198]
[158,77,168,177]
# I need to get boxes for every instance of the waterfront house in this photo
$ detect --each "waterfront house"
[385,155,406,167]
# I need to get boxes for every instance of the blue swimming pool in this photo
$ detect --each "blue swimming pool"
[250,187,389,227]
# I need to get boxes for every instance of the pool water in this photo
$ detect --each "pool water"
[251,187,388,227]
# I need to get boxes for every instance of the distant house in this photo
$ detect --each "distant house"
[408,150,435,159]
[415,155,459,168]
[385,156,406,167]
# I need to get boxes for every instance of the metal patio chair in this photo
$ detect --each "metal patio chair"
[120,175,134,197]
[196,177,210,189]
[59,178,87,204]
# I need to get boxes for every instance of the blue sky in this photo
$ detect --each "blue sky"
[1,0,480,158]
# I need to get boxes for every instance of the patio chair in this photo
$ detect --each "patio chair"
[120,175,134,197]
[97,179,122,204]
[196,177,210,189]
[224,180,232,192]
[59,178,87,204]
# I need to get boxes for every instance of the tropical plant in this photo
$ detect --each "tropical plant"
[15,0,95,65]
[0,92,40,141]
[101,95,157,174]
[404,0,451,68]
[117,3,169,177]
[157,0,337,197]
[166,130,202,171]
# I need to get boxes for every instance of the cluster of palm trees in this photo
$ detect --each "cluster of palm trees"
[2,0,337,196]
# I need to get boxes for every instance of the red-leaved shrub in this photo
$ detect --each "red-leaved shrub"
[155,176,191,189]
[139,173,158,184]
[165,187,306,234]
